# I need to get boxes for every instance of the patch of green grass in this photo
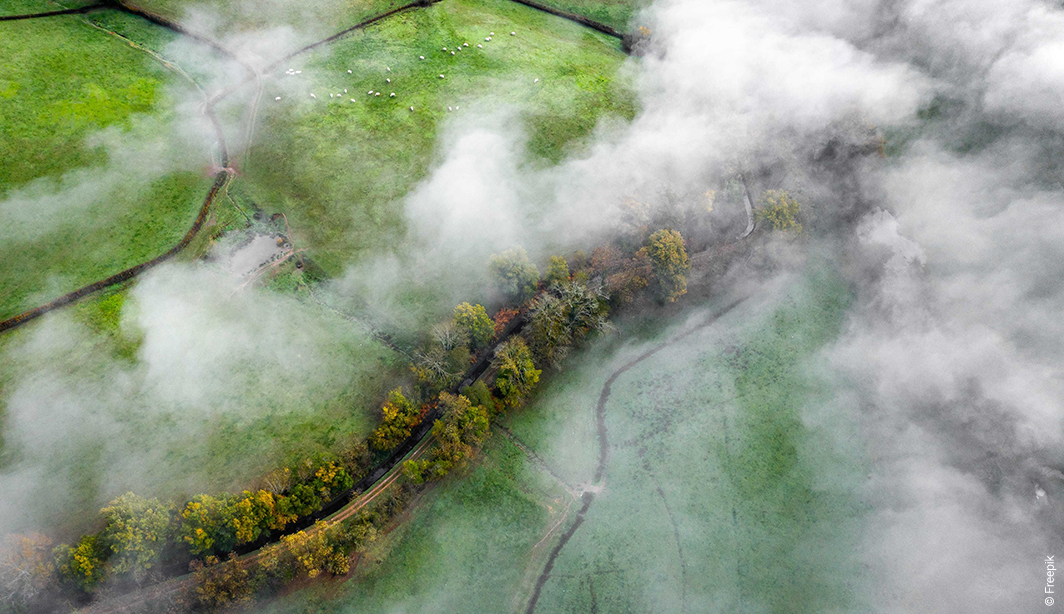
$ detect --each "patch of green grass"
[0,171,216,320]
[0,9,217,320]
[262,263,874,613]
[526,0,650,32]
[1,9,170,190]
[133,0,408,37]
[238,0,635,277]
[258,433,570,613]
[0,0,97,16]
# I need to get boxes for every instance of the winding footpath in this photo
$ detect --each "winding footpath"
[525,295,748,614]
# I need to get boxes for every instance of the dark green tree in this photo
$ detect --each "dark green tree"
[55,533,109,591]
[489,248,540,302]
[526,281,610,368]
[544,256,570,286]
[493,338,541,407]
[179,494,237,558]
[430,393,491,473]
[453,303,494,348]
[370,389,422,451]
[643,229,691,302]
[99,493,171,579]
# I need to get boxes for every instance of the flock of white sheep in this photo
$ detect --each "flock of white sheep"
[272,29,535,112]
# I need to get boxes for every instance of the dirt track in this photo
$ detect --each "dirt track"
[524,295,749,613]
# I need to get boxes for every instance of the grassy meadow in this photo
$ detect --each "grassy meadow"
[236,0,635,275]
[0,5,220,320]
[0,279,406,537]
[256,264,872,613]
[530,0,650,32]
[133,0,407,39]
[0,0,639,556]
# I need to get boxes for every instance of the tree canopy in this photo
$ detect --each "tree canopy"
[493,337,541,407]
[545,255,570,286]
[99,493,171,578]
[643,228,691,302]
[526,281,610,367]
[370,388,422,451]
[489,248,540,302]
[453,303,494,348]
[756,190,803,233]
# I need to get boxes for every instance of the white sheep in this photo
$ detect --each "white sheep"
[275,96,281,100]
[451,51,455,55]
[368,90,374,95]
[386,78,390,83]
[348,69,352,73]
[390,93,396,97]
[490,32,495,36]
[443,47,447,51]
[419,55,425,60]
[344,89,348,93]
[477,44,482,48]
[350,98,355,102]
[387,67,391,71]
[375,92,380,96]
[310,93,316,98]
[511,31,515,36]
[448,106,452,111]
[439,74,445,79]
[410,106,414,111]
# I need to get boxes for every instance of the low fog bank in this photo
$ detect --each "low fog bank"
[0,262,383,538]
[338,0,1064,610]
[1,0,1061,609]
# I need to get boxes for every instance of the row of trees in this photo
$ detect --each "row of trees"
[402,391,492,483]
[6,224,707,608]
[43,456,355,593]
[191,484,412,610]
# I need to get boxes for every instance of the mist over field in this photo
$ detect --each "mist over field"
[335,0,1062,611]
[1,0,1062,611]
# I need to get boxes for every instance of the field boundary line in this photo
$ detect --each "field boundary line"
[0,100,231,334]
[506,0,622,39]
[0,3,107,21]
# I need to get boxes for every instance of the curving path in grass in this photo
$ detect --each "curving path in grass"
[524,295,749,614]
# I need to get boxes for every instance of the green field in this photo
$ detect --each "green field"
[237,0,635,268]
[0,0,639,546]
[258,264,875,613]
[133,0,407,39]
[0,4,220,320]
[0,278,405,537]
[530,0,649,32]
